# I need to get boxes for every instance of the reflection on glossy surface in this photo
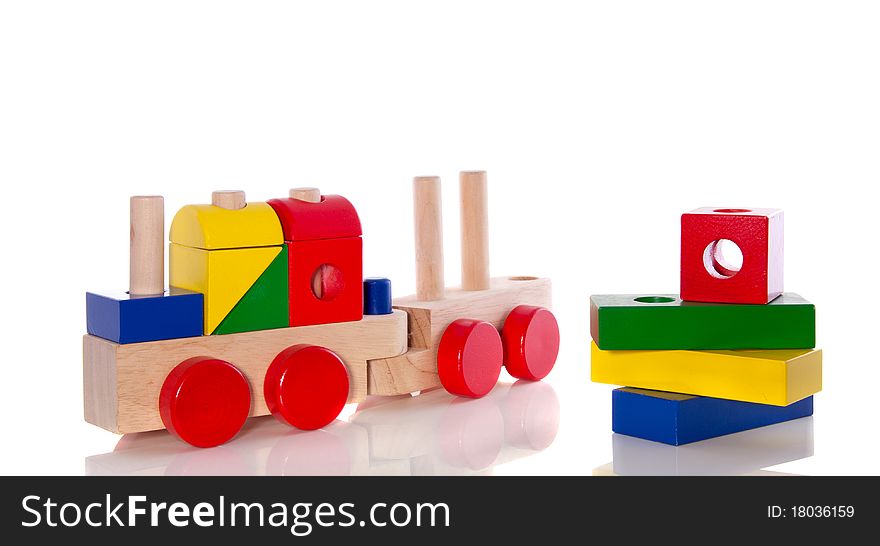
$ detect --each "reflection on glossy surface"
[596,417,814,476]
[86,380,560,476]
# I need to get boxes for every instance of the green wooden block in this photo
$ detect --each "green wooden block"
[214,245,289,335]
[590,293,815,350]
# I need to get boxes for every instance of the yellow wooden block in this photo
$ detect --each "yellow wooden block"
[590,341,822,406]
[169,202,283,250]
[170,243,282,334]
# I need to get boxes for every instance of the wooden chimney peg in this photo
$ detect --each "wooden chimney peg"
[129,195,165,296]
[414,176,445,301]
[460,171,490,291]
[211,190,246,210]
[290,187,322,203]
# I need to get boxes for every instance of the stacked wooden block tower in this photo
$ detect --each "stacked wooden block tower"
[590,208,822,445]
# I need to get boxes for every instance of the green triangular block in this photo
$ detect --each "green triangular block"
[213,245,289,335]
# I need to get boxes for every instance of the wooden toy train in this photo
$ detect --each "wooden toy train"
[84,172,560,447]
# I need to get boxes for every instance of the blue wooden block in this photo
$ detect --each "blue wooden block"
[363,277,392,315]
[86,288,204,344]
[612,387,814,446]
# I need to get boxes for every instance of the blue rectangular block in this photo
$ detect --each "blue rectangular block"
[612,387,814,446]
[86,288,204,344]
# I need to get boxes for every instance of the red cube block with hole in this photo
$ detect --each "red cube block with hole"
[268,194,364,326]
[269,195,364,326]
[681,207,783,304]
[286,237,363,326]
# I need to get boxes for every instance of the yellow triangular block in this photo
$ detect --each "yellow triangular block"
[170,244,283,334]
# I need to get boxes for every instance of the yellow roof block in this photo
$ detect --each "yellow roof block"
[170,202,283,250]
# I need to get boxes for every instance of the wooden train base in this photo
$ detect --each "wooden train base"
[84,311,408,434]
[83,171,560,447]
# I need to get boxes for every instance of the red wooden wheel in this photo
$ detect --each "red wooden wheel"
[438,319,504,398]
[264,344,350,430]
[502,305,560,381]
[159,356,251,448]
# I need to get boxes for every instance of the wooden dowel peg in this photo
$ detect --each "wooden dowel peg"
[413,176,445,301]
[212,190,246,210]
[129,195,165,296]
[290,187,322,203]
[460,171,490,291]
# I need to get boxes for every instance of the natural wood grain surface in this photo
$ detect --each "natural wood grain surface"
[289,187,322,203]
[460,171,490,291]
[84,311,408,434]
[367,277,552,395]
[83,334,119,433]
[395,276,551,350]
[211,190,246,210]
[413,176,445,301]
[368,349,441,396]
[129,196,165,296]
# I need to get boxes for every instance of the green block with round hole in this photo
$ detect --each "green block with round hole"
[590,293,815,350]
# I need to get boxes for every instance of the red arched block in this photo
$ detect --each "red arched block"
[159,357,251,448]
[681,207,783,304]
[502,305,560,381]
[438,319,503,398]
[264,345,350,430]
[267,195,362,242]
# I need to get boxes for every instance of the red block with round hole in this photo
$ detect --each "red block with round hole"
[681,207,783,304]
[438,319,504,398]
[286,237,363,326]
[502,305,560,381]
[264,344,350,430]
[268,193,363,327]
[159,356,252,448]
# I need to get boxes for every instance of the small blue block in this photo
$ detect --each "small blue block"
[86,288,204,344]
[363,277,392,315]
[612,388,814,446]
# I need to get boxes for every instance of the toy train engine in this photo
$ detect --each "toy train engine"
[84,172,560,448]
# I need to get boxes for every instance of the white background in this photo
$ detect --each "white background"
[1,1,878,475]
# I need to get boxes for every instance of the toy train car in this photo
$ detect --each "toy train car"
[83,171,560,447]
